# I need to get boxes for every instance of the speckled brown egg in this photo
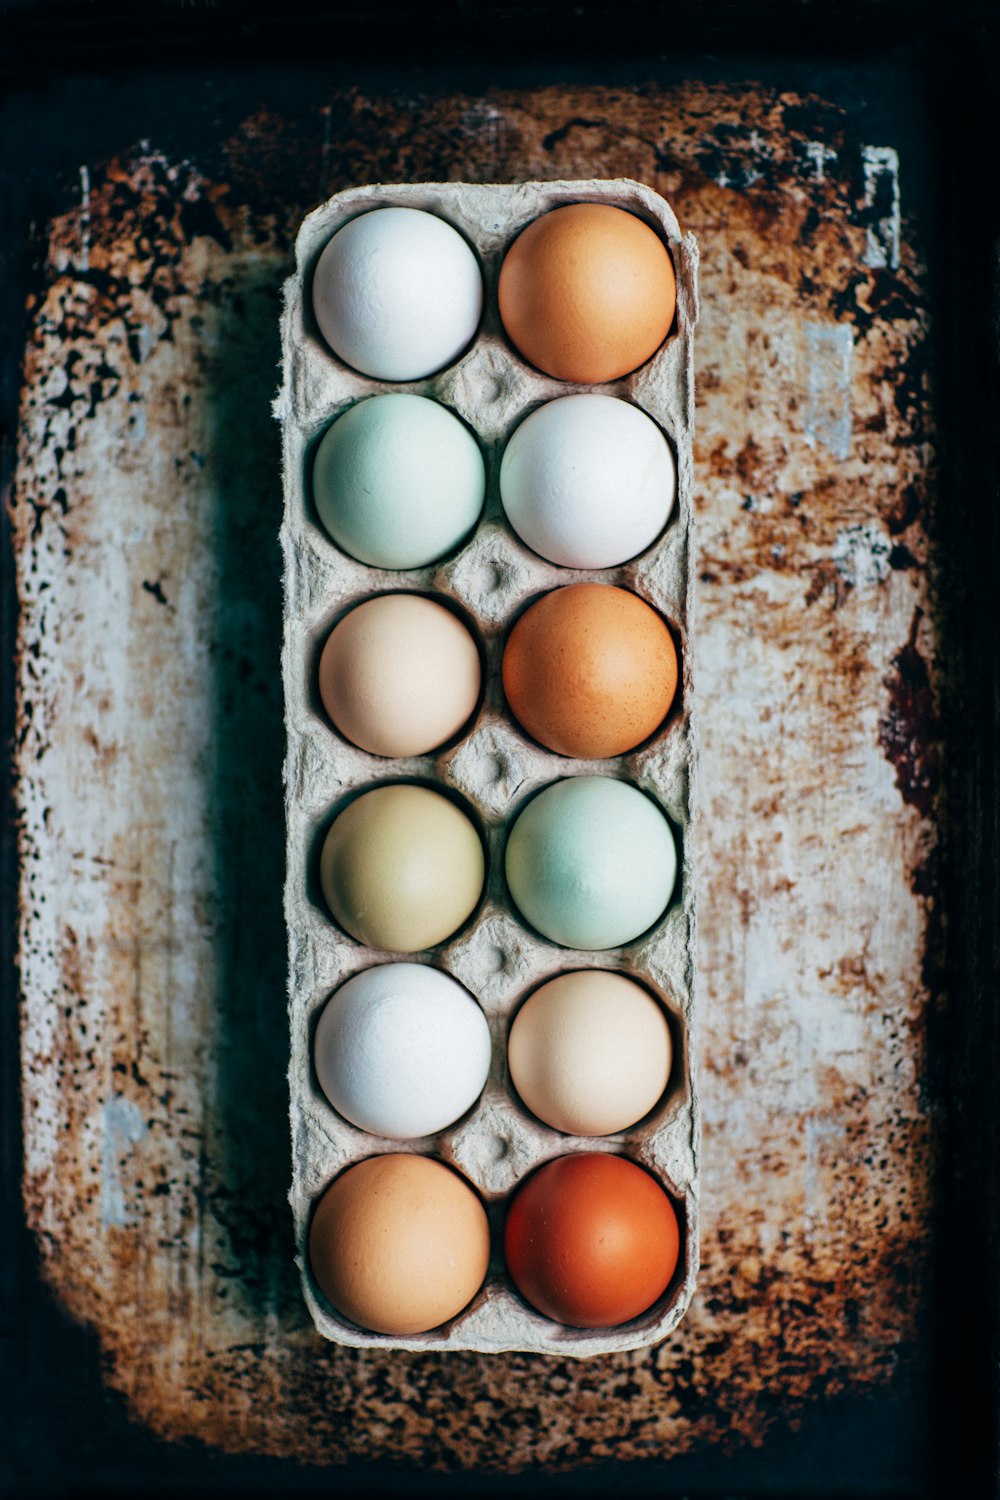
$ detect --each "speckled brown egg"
[498,203,676,383]
[502,584,678,759]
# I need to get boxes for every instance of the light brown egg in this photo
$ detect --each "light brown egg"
[498,203,676,383]
[502,584,678,759]
[319,594,481,758]
[309,1154,490,1335]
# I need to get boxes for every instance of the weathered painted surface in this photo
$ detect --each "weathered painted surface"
[11,84,939,1468]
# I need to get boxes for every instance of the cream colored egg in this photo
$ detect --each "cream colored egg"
[508,970,671,1135]
[319,594,481,758]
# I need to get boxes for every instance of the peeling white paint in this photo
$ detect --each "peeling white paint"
[862,145,901,271]
[13,94,940,1460]
[79,165,90,274]
[101,1095,146,1228]
[804,141,836,182]
[804,321,853,460]
[833,522,892,588]
[803,1114,848,1242]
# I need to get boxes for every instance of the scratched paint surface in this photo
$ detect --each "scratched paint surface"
[12,85,940,1469]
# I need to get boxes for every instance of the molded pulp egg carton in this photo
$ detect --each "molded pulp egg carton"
[277,178,700,1356]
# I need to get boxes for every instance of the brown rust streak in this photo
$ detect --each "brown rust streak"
[13,83,941,1469]
[880,608,940,819]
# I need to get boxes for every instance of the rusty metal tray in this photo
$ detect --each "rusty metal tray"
[2,6,998,1496]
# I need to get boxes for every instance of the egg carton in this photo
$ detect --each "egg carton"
[276,178,700,1356]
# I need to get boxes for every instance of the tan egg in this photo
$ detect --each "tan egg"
[319,594,481,758]
[320,783,484,952]
[498,203,676,383]
[309,1154,490,1335]
[502,584,678,759]
[508,970,672,1135]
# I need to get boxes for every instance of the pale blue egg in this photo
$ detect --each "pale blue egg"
[505,776,676,950]
[312,394,485,569]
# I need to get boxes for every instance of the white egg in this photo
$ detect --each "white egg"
[313,963,491,1139]
[499,394,676,569]
[312,207,483,381]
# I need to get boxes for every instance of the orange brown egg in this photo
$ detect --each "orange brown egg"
[502,583,678,759]
[498,203,676,383]
[503,1153,680,1328]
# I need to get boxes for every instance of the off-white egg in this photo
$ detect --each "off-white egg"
[499,394,676,569]
[319,594,481,758]
[508,970,671,1135]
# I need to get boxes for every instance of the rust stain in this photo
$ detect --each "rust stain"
[12,81,942,1471]
[880,608,940,818]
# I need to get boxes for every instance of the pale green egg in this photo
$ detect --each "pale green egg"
[312,393,485,570]
[505,776,676,950]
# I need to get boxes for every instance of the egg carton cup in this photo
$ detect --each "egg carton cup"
[277,178,700,1356]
